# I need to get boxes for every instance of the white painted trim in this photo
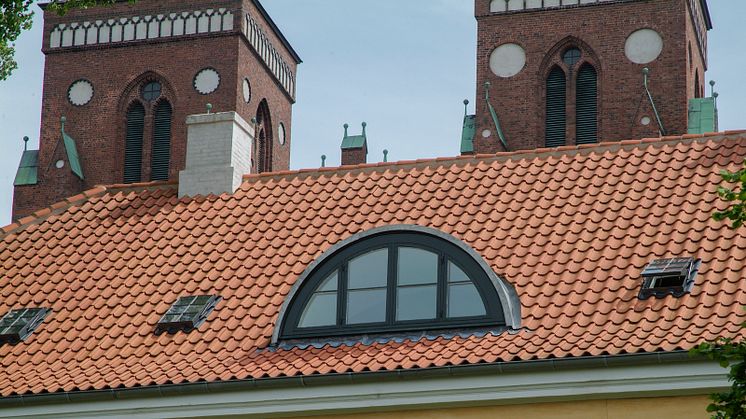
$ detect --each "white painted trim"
[0,361,728,418]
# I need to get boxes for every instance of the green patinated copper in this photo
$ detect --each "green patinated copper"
[687,97,718,135]
[460,115,476,154]
[62,129,84,180]
[341,122,367,150]
[13,150,39,186]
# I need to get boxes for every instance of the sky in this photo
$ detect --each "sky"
[0,0,744,225]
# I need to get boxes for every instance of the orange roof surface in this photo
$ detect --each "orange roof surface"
[1,133,746,397]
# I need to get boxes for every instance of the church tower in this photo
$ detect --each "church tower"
[12,0,300,219]
[466,0,712,154]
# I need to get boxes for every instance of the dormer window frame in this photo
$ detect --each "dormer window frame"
[276,226,522,342]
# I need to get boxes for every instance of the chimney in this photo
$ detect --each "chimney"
[178,107,254,198]
[340,122,368,166]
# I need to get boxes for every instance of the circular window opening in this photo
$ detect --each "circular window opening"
[68,79,94,106]
[563,48,582,67]
[242,78,252,104]
[142,82,162,101]
[194,68,221,95]
[278,122,286,145]
[55,160,65,169]
[489,43,526,78]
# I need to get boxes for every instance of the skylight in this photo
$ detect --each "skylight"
[0,308,50,345]
[155,295,221,335]
[639,257,700,299]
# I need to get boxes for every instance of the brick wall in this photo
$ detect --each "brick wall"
[12,0,298,219]
[472,0,706,154]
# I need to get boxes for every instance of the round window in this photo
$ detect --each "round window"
[625,29,664,64]
[562,48,582,67]
[278,122,286,145]
[142,81,162,101]
[242,78,252,103]
[489,43,526,78]
[194,68,221,95]
[68,80,94,106]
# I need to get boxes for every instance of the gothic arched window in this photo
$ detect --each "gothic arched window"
[255,100,273,173]
[151,100,172,181]
[278,230,511,340]
[545,66,567,148]
[124,102,145,184]
[575,64,598,145]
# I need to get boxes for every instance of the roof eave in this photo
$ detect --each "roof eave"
[0,350,714,409]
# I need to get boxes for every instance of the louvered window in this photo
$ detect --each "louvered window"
[545,67,566,148]
[576,64,598,145]
[124,102,145,184]
[151,101,172,181]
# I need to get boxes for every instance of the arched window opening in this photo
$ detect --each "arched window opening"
[124,102,145,184]
[279,231,507,340]
[545,66,567,148]
[575,64,598,145]
[151,100,172,181]
[694,70,701,99]
[255,100,273,173]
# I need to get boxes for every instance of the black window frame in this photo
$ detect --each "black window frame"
[280,232,505,340]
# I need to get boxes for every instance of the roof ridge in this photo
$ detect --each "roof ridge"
[1,181,177,237]
[242,131,746,183]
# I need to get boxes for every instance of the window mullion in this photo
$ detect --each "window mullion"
[339,263,348,326]
[437,254,447,320]
[386,245,397,326]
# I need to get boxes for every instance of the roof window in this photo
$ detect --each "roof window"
[0,308,50,345]
[639,257,700,299]
[155,295,221,335]
[278,231,511,340]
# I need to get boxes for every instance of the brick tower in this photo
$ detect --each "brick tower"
[12,0,300,219]
[466,0,712,154]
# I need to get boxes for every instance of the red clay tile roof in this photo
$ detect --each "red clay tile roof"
[2,133,746,397]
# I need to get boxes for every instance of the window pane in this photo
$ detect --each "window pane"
[448,283,486,318]
[299,293,337,328]
[448,261,470,283]
[317,271,338,292]
[397,247,438,286]
[348,249,388,289]
[396,285,436,321]
[346,289,386,324]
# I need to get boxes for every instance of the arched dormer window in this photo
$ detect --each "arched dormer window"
[575,63,598,145]
[276,227,520,341]
[150,100,172,181]
[545,66,567,148]
[124,101,145,183]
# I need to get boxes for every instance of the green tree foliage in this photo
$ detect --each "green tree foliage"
[714,160,746,228]
[691,160,746,418]
[0,0,135,81]
[0,0,34,81]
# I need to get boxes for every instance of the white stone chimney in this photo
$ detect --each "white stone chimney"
[178,111,254,198]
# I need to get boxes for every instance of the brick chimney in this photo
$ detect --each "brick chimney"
[178,108,254,198]
[340,122,368,166]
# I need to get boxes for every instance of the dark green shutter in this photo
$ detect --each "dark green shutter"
[151,101,172,181]
[576,64,598,145]
[124,103,145,184]
[545,67,566,148]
